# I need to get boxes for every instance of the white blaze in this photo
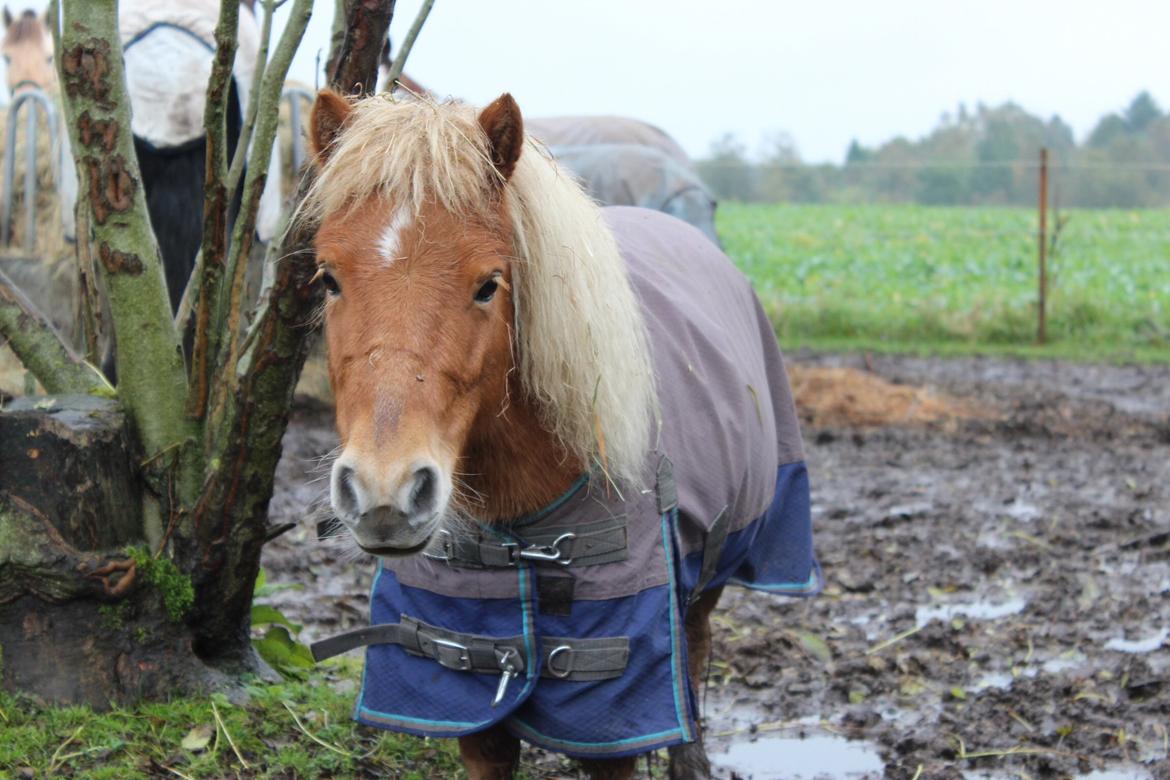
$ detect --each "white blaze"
[378,206,414,265]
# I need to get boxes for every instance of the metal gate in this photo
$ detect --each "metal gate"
[1,88,60,253]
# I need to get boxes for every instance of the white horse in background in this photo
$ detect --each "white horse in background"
[111,0,283,314]
[9,0,282,318]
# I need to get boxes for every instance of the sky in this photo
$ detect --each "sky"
[6,1,1170,163]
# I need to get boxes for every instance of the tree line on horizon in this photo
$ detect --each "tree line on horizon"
[697,91,1170,209]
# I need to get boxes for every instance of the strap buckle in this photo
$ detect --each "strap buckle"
[422,529,454,562]
[507,532,576,565]
[430,637,472,671]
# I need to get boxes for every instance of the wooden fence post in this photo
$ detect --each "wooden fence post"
[1037,147,1048,344]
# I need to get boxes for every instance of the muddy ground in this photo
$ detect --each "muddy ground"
[263,353,1170,779]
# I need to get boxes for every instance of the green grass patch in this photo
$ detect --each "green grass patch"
[719,203,1170,361]
[0,660,465,779]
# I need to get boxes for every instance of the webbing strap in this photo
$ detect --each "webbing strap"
[690,506,730,604]
[423,515,628,569]
[656,456,678,513]
[310,616,629,682]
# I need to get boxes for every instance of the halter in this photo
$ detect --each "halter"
[9,78,44,93]
[121,21,215,54]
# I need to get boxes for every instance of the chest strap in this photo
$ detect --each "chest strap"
[423,514,628,568]
[311,614,630,683]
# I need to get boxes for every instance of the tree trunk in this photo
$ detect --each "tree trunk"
[0,0,400,706]
[0,396,223,706]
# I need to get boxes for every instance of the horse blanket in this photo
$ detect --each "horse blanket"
[526,115,694,170]
[313,207,821,758]
[549,144,719,246]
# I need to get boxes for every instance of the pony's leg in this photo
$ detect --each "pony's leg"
[668,585,724,780]
[458,724,520,780]
[579,756,637,779]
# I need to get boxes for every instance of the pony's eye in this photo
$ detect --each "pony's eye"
[474,278,498,304]
[321,271,340,296]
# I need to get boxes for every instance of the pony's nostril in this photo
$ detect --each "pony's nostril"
[333,465,360,518]
[408,466,438,515]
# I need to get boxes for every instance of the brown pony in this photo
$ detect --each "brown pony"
[306,90,815,779]
[2,6,55,97]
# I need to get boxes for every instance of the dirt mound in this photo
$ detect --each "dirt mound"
[788,364,983,428]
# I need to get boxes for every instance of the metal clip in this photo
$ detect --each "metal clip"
[431,637,472,671]
[513,533,576,565]
[422,529,454,562]
[492,648,518,707]
[546,644,573,678]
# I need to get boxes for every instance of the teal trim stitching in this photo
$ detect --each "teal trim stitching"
[518,563,539,688]
[357,705,486,731]
[660,510,694,742]
[510,473,590,527]
[508,716,684,752]
[355,558,385,721]
[474,472,589,539]
[728,568,821,594]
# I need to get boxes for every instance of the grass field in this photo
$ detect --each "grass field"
[0,661,467,779]
[719,203,1170,362]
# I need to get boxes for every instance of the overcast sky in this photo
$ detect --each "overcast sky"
[8,1,1169,163]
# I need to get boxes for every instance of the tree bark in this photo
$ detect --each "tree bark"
[0,397,223,707]
[328,0,397,96]
[56,0,194,467]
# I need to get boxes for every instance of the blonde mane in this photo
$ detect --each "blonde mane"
[305,96,657,487]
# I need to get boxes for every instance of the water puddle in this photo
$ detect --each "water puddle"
[709,734,884,779]
[974,672,1015,690]
[1001,499,1041,522]
[1076,769,1155,780]
[1104,627,1168,654]
[915,597,1026,627]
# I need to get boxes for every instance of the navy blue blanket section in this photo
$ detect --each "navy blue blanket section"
[355,461,819,757]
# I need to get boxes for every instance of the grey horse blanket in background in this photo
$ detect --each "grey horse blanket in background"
[314,207,820,758]
[526,115,693,169]
[550,144,719,245]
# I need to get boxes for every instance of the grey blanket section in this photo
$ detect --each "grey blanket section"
[549,145,719,246]
[526,115,693,169]
[385,206,803,601]
[608,206,804,558]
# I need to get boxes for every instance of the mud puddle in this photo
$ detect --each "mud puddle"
[710,733,884,779]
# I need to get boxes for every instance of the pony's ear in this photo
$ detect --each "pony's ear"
[478,93,524,182]
[3,7,13,28]
[310,89,353,167]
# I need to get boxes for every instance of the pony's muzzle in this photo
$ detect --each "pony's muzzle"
[330,457,446,555]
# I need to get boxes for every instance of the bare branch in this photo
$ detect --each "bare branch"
[0,269,109,396]
[383,0,433,88]
[205,0,313,432]
[188,0,240,421]
[327,0,348,79]
[227,0,275,198]
[179,0,395,653]
[328,0,396,96]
